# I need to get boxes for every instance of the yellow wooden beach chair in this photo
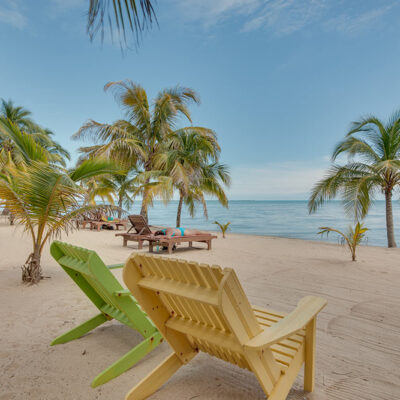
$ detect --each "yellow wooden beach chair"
[122,254,327,399]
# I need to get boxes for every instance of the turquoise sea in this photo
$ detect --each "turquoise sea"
[134,200,400,247]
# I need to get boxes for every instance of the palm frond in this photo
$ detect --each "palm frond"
[86,0,157,47]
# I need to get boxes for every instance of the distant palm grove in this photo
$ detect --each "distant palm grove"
[0,84,230,283]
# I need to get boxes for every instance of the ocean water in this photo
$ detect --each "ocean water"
[132,200,400,247]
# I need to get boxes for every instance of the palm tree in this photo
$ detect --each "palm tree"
[0,99,37,132]
[318,222,368,261]
[309,111,400,248]
[156,129,230,227]
[97,170,143,218]
[0,159,120,283]
[0,120,69,169]
[74,81,201,222]
[87,0,157,47]
[0,100,70,167]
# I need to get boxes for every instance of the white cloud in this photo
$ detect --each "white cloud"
[173,0,397,36]
[324,4,394,35]
[0,0,26,29]
[228,160,328,199]
[175,0,260,27]
[242,0,327,35]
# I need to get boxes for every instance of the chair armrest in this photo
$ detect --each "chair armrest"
[244,296,327,350]
[107,263,124,269]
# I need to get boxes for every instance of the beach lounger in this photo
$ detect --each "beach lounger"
[90,219,128,231]
[115,215,155,249]
[122,254,327,399]
[49,241,163,387]
[148,234,217,254]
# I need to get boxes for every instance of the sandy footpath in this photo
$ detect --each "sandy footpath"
[1,221,400,400]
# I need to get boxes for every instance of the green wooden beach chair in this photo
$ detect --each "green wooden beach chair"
[50,241,163,387]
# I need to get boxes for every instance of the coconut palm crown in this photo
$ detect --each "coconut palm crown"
[156,128,230,227]
[73,81,206,222]
[309,111,400,248]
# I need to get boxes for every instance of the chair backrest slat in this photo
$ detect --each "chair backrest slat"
[128,215,153,235]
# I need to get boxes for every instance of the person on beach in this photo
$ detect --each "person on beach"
[153,227,206,238]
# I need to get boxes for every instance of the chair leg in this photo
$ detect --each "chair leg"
[168,243,173,254]
[125,352,185,400]
[304,318,316,392]
[138,239,143,250]
[92,332,163,387]
[51,313,107,345]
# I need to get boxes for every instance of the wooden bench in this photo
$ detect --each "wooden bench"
[148,234,217,254]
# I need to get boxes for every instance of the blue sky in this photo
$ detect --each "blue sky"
[1,0,400,199]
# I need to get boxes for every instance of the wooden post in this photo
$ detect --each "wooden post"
[304,317,316,392]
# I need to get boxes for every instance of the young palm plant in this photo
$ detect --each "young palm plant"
[213,221,231,238]
[0,159,120,283]
[309,111,400,248]
[318,222,368,261]
[73,81,203,222]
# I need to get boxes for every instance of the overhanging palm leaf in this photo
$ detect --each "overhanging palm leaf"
[87,0,157,47]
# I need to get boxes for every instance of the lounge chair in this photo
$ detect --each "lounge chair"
[122,254,327,399]
[148,233,217,254]
[115,215,156,249]
[86,214,127,231]
[50,241,163,387]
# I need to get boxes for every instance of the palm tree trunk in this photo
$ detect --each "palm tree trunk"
[176,193,184,227]
[140,189,149,223]
[8,210,14,225]
[118,196,123,219]
[385,188,397,248]
[22,242,42,284]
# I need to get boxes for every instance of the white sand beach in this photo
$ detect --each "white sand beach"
[1,221,400,400]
